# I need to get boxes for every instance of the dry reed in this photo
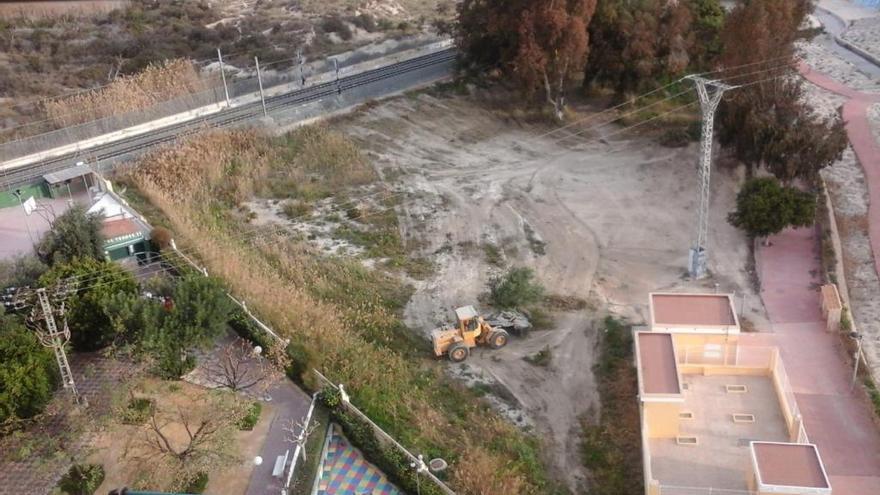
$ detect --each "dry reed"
[43,59,206,127]
[127,128,548,494]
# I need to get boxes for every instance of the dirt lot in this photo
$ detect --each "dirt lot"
[302,91,764,491]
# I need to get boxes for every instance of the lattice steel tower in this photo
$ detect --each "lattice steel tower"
[30,288,83,404]
[686,75,736,279]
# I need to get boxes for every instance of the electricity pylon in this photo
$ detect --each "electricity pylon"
[685,75,737,279]
[27,287,84,405]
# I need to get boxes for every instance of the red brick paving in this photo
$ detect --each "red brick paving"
[758,227,880,495]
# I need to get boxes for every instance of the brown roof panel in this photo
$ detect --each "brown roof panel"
[753,442,829,489]
[637,333,680,395]
[652,293,736,326]
[101,218,141,240]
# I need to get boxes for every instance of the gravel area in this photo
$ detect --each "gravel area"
[841,17,880,62]
[871,103,880,143]
[807,76,880,376]
[798,39,880,91]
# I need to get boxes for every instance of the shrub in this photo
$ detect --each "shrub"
[237,402,262,431]
[0,318,58,423]
[523,346,552,367]
[183,472,209,494]
[658,127,691,148]
[39,257,139,352]
[37,205,104,266]
[728,177,816,240]
[321,16,353,41]
[489,267,545,309]
[58,464,105,495]
[282,200,311,220]
[351,13,377,32]
[150,226,173,251]
[120,397,154,425]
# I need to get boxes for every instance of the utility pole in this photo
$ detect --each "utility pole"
[217,48,230,107]
[30,288,84,405]
[685,75,736,279]
[255,56,267,117]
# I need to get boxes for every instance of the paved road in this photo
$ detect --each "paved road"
[757,227,880,495]
[245,381,313,495]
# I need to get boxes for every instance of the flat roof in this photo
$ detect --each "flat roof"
[752,442,830,489]
[651,293,736,326]
[102,218,141,241]
[43,164,92,185]
[637,333,680,395]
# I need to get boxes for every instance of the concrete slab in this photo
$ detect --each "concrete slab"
[650,375,790,491]
[0,192,89,260]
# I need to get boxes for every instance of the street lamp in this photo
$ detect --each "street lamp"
[410,454,427,495]
[850,331,864,391]
[12,189,35,246]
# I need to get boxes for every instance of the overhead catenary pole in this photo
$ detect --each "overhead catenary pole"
[255,56,267,117]
[217,48,230,107]
[685,75,736,279]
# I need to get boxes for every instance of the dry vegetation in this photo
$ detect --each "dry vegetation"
[123,127,556,494]
[42,59,205,127]
[0,0,451,138]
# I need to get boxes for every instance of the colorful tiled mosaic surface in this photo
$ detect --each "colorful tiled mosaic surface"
[317,426,402,495]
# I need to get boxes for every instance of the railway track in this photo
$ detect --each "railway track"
[2,47,456,188]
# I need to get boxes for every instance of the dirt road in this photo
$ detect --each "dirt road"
[340,93,764,492]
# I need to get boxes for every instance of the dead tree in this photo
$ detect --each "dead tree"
[203,337,288,393]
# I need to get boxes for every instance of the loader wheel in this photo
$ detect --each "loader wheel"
[489,330,509,350]
[448,344,469,363]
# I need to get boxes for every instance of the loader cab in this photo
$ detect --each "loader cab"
[455,305,483,345]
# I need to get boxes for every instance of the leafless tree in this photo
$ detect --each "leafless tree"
[203,337,289,393]
[125,391,246,491]
[283,414,321,462]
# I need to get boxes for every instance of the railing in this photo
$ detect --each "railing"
[0,37,450,165]
[660,485,756,495]
[677,343,775,369]
[313,369,456,495]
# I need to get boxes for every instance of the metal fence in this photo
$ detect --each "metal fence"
[0,38,449,164]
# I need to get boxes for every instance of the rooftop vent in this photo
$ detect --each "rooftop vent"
[726,384,748,394]
[676,436,699,446]
[732,413,756,423]
[679,411,694,420]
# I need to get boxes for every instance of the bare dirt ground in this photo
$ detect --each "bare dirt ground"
[318,92,765,491]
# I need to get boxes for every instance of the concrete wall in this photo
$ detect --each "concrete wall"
[644,402,682,439]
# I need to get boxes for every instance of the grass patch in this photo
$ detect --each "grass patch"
[119,397,153,425]
[236,402,262,431]
[282,200,312,220]
[581,316,643,495]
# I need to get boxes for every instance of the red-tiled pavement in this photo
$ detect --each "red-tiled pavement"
[759,227,880,495]
[800,64,880,277]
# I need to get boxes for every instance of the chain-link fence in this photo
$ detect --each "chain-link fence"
[0,38,450,165]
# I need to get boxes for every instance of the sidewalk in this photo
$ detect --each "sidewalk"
[759,227,880,495]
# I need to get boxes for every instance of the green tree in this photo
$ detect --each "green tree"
[0,255,47,289]
[728,177,816,241]
[490,267,545,309]
[38,205,104,266]
[144,275,234,378]
[0,312,58,423]
[40,257,138,351]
